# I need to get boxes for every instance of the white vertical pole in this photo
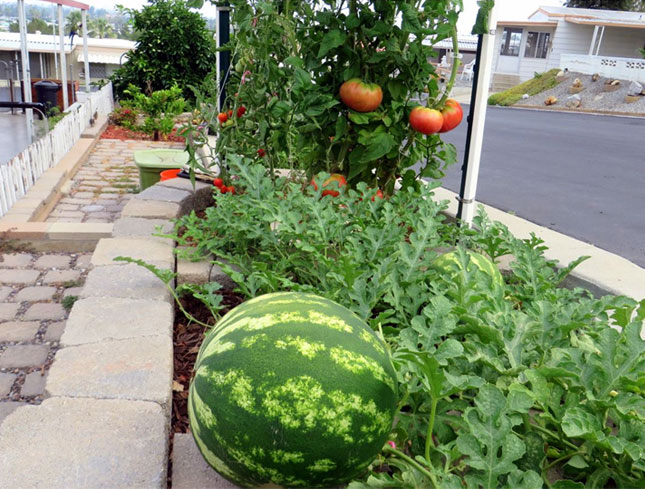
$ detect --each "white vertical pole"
[58,3,68,109]
[82,9,90,93]
[588,26,598,55]
[52,4,59,79]
[461,6,498,226]
[595,26,605,56]
[17,0,33,143]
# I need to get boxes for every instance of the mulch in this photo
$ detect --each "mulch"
[100,124,186,142]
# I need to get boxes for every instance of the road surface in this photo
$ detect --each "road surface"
[435,105,645,268]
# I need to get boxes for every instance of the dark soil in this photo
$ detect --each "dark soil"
[100,124,186,142]
[168,289,245,487]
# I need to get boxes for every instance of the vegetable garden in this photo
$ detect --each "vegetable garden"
[129,0,645,488]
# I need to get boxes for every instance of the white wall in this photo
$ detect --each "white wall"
[548,20,594,70]
[597,26,645,59]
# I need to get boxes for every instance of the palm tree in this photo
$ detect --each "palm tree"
[89,18,114,39]
[65,10,82,35]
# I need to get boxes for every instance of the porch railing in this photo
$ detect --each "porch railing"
[0,82,114,218]
[560,54,645,83]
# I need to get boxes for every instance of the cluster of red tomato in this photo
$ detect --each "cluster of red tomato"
[339,79,463,135]
[213,177,236,194]
[310,173,384,201]
[217,106,247,127]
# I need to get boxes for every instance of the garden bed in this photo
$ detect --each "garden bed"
[100,124,186,142]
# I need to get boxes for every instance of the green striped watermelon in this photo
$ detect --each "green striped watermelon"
[434,249,504,287]
[188,292,398,488]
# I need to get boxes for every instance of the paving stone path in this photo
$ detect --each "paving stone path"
[0,251,92,423]
[46,139,184,224]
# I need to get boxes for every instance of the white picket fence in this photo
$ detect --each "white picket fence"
[0,82,114,217]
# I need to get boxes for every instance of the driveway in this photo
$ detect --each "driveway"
[436,105,645,268]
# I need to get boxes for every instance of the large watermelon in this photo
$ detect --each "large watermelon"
[188,292,398,488]
[434,249,504,287]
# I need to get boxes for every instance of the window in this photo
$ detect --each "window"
[525,32,551,59]
[500,28,523,57]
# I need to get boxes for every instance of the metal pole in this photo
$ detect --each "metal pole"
[52,4,59,79]
[17,0,33,143]
[457,5,498,226]
[58,3,69,109]
[82,8,90,93]
[588,25,598,56]
[216,2,231,111]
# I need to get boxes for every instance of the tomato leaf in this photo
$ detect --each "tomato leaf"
[318,29,346,57]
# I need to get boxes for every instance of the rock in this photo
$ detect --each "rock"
[593,94,604,102]
[572,78,583,88]
[522,93,529,100]
[625,94,641,104]
[610,80,620,86]
[627,81,643,96]
[591,73,600,82]
[556,70,565,78]
[565,94,581,108]
[544,96,558,106]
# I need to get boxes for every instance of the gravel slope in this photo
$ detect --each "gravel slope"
[514,72,645,115]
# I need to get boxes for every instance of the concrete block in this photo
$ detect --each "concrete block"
[0,303,20,321]
[0,287,11,301]
[21,371,47,397]
[172,433,240,489]
[157,178,214,211]
[0,253,34,267]
[44,321,66,342]
[0,372,16,397]
[46,336,172,407]
[42,270,81,285]
[62,297,173,346]
[46,222,113,240]
[0,223,47,240]
[112,218,175,240]
[33,255,72,270]
[135,185,191,205]
[12,286,57,302]
[80,264,171,303]
[177,257,211,286]
[121,199,181,219]
[0,401,24,425]
[23,303,66,321]
[91,238,174,270]
[0,397,167,488]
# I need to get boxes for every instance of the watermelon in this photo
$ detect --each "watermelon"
[188,292,398,488]
[434,249,504,287]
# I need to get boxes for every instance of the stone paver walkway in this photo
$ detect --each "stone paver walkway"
[46,139,183,224]
[0,251,92,423]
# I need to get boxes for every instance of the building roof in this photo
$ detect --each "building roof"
[533,6,645,29]
[0,32,135,54]
[77,52,128,65]
[433,35,479,52]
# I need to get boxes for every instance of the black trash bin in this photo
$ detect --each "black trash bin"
[34,80,61,110]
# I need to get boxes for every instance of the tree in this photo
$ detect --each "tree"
[564,0,645,10]
[65,10,82,36]
[111,0,216,101]
[89,18,114,38]
[9,18,51,34]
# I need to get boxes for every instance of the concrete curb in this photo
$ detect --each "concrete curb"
[0,177,214,488]
[434,186,645,302]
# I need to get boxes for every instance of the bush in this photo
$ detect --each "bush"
[108,107,137,128]
[121,84,185,140]
[111,0,216,101]
[489,69,561,106]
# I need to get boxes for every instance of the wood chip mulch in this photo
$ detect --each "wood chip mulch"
[100,124,186,142]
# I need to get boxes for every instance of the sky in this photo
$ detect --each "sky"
[23,0,566,34]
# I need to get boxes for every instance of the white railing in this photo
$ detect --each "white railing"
[0,82,114,217]
[560,54,645,83]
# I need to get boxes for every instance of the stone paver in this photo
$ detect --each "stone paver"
[33,255,72,270]
[0,397,167,488]
[21,371,47,397]
[0,269,40,285]
[173,434,239,489]
[91,238,174,269]
[0,253,33,268]
[43,321,66,342]
[45,139,183,224]
[23,303,66,321]
[0,321,40,342]
[0,287,12,302]
[12,286,57,302]
[0,373,15,396]
[74,254,92,269]
[0,303,19,321]
[81,264,171,302]
[0,345,49,368]
[47,336,173,406]
[42,269,81,284]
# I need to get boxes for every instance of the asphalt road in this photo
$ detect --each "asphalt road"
[434,105,645,268]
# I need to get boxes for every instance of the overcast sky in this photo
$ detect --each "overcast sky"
[24,0,566,34]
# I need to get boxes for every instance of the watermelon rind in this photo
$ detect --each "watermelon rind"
[189,292,399,488]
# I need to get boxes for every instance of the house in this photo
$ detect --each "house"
[0,32,134,85]
[492,6,645,90]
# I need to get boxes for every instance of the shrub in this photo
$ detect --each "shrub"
[108,107,137,128]
[111,0,216,101]
[121,84,185,140]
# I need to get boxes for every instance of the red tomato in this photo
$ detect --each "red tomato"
[217,112,228,123]
[213,178,224,188]
[371,189,385,201]
[439,99,463,133]
[310,173,347,195]
[322,189,340,197]
[227,110,233,118]
[339,79,383,112]
[237,106,247,118]
[228,186,236,195]
[257,148,266,158]
[409,106,444,135]
[220,185,228,194]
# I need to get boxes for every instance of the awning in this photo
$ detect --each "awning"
[565,16,645,30]
[76,52,128,65]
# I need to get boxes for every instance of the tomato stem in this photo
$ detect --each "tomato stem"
[436,26,460,109]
